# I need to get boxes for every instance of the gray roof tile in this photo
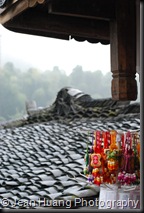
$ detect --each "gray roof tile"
[0,87,140,209]
[60,158,69,164]
[6,174,20,179]
[45,192,62,200]
[31,169,45,174]
[17,178,28,183]
[16,192,30,198]
[0,192,14,198]
[36,190,49,197]
[38,174,52,181]
[17,185,27,191]
[56,176,69,181]
[27,185,39,192]
[54,184,63,191]
[62,188,99,198]
[39,180,57,186]
[50,169,63,177]
[60,180,78,187]
[26,195,40,201]
[4,181,19,186]
[0,187,7,193]
[45,186,58,194]
[68,154,83,160]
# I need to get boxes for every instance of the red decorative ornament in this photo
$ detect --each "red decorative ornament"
[84,130,140,187]
[91,153,101,168]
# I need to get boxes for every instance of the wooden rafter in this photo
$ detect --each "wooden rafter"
[0,0,45,24]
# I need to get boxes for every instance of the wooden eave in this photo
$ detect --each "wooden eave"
[0,0,112,44]
[0,0,140,101]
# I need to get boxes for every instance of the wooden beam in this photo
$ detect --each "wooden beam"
[0,0,29,24]
[4,25,70,40]
[0,0,45,24]
[48,0,116,21]
[110,0,137,100]
[4,9,110,42]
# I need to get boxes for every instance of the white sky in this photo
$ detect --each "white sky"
[0,24,110,75]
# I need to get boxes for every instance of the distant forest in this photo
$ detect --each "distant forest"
[0,62,140,121]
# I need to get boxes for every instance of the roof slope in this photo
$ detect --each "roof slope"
[0,87,140,209]
[0,0,7,8]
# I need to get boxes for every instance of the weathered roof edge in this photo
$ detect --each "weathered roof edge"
[0,0,45,24]
[0,87,140,130]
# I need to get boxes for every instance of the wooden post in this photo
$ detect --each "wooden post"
[110,0,137,100]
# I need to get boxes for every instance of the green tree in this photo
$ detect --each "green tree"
[0,61,140,121]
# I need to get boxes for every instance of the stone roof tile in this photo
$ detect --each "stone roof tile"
[0,87,140,209]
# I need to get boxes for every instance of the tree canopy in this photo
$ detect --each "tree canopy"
[0,62,140,121]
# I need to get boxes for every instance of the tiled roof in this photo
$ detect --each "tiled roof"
[0,0,7,8]
[0,87,140,209]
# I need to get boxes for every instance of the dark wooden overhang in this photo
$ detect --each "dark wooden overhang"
[0,0,140,101]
